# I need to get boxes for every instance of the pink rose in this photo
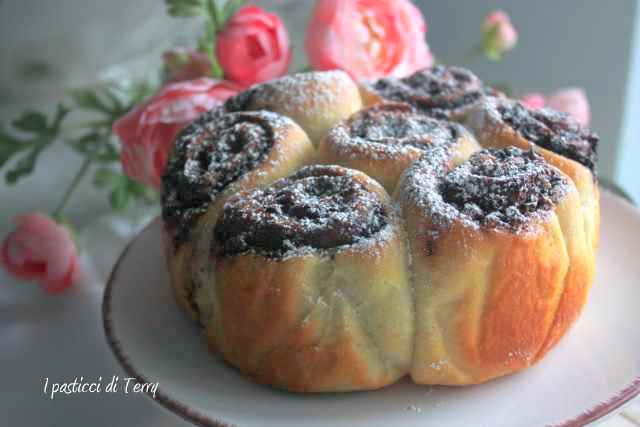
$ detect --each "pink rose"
[114,78,241,188]
[482,10,518,60]
[546,88,591,127]
[162,49,212,83]
[520,92,546,110]
[520,88,591,127]
[216,6,291,87]
[305,0,433,81]
[1,213,80,294]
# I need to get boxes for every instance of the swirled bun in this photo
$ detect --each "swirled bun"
[319,103,481,193]
[207,165,413,392]
[161,66,600,393]
[360,65,496,120]
[396,147,594,384]
[161,109,315,323]
[462,97,600,252]
[225,70,363,145]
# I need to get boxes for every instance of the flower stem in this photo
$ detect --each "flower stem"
[52,156,92,220]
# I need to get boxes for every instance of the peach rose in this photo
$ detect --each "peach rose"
[1,213,80,293]
[520,92,546,110]
[546,88,591,127]
[521,88,590,127]
[216,6,291,87]
[114,78,241,188]
[305,0,433,80]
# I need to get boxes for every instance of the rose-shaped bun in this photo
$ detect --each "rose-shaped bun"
[396,147,594,385]
[360,65,496,121]
[319,103,480,192]
[463,97,600,252]
[206,165,413,392]
[225,70,362,145]
[305,0,433,80]
[161,110,315,323]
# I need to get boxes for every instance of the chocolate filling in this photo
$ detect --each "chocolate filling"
[161,110,276,244]
[441,147,568,229]
[498,101,598,173]
[346,104,463,150]
[224,87,256,112]
[369,65,486,119]
[214,166,388,257]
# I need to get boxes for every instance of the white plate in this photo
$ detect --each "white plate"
[103,190,640,427]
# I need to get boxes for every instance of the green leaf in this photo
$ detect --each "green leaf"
[165,0,207,17]
[12,111,48,133]
[110,183,131,211]
[70,87,125,117]
[126,81,155,106]
[0,128,24,168]
[1,103,70,185]
[101,87,125,113]
[198,20,224,78]
[69,132,120,163]
[208,0,222,29]
[126,177,159,204]
[51,104,70,128]
[95,143,120,162]
[93,168,156,211]
[5,146,41,184]
[222,0,245,22]
[93,167,117,188]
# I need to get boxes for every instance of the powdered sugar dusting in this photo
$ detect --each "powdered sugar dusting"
[398,146,570,254]
[326,103,469,161]
[365,65,491,119]
[161,109,292,244]
[225,70,353,125]
[474,96,599,174]
[213,165,397,258]
[499,99,598,173]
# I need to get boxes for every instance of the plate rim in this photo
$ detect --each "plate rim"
[102,189,640,427]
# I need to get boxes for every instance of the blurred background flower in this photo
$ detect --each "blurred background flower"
[114,77,240,188]
[481,10,518,60]
[521,87,591,126]
[1,212,80,293]
[305,0,432,80]
[216,5,291,86]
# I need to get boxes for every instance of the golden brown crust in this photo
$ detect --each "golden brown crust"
[318,103,481,193]
[462,97,600,253]
[359,84,385,109]
[162,111,316,325]
[396,148,593,385]
[205,166,413,392]
[225,70,363,145]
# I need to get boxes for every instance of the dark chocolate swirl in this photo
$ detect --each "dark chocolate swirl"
[366,65,489,119]
[441,148,569,228]
[342,103,465,151]
[162,110,284,244]
[497,100,598,173]
[401,147,569,239]
[213,165,388,257]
